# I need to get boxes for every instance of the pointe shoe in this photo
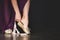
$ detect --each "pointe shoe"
[17,21,30,34]
[12,22,17,35]
[12,22,20,35]
[12,28,20,35]
[23,27,30,34]
[5,29,12,34]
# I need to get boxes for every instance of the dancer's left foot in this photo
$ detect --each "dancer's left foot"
[18,17,30,34]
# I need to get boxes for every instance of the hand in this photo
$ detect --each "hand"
[15,13,21,22]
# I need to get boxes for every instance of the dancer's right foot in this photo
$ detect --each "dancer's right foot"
[5,29,12,34]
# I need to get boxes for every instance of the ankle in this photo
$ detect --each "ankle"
[22,16,28,19]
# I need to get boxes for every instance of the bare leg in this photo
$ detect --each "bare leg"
[21,0,30,34]
[11,0,22,34]
[11,0,21,21]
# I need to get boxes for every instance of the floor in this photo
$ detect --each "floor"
[0,32,60,40]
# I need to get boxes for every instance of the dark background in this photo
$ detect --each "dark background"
[29,0,60,33]
[29,0,48,33]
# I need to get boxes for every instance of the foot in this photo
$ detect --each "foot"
[5,29,12,34]
[18,17,30,34]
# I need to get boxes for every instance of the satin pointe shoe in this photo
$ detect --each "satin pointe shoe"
[17,21,30,35]
[12,22,27,36]
[5,29,12,34]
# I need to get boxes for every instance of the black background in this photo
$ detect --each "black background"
[29,0,60,33]
[29,0,48,33]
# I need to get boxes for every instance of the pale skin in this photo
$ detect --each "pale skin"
[11,0,30,28]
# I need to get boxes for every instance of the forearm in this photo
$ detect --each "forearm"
[11,0,21,15]
[23,0,30,18]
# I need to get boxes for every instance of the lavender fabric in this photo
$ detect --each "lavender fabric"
[0,0,27,33]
